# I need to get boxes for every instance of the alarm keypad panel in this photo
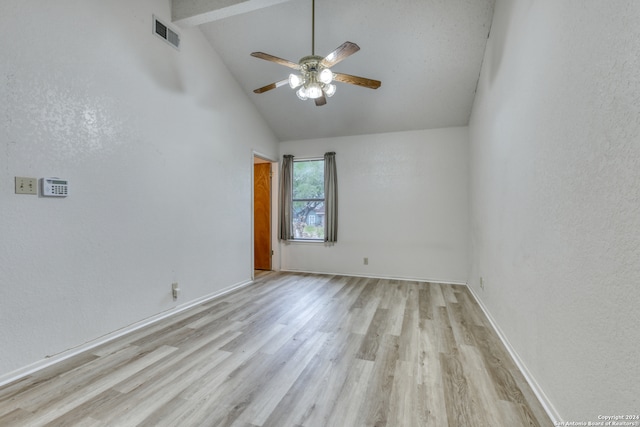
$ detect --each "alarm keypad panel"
[42,178,69,197]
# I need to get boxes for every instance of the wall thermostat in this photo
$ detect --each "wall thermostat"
[41,177,69,197]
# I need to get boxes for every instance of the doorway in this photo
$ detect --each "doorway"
[253,156,272,271]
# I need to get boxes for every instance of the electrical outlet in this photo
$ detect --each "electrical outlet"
[15,177,37,195]
[480,277,485,290]
[364,257,368,265]
[172,282,180,300]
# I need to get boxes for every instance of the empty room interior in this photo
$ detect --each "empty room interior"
[1,0,639,426]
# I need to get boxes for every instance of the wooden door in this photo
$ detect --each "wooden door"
[254,162,271,270]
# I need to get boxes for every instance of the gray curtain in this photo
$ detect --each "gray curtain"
[324,152,338,243]
[279,155,294,240]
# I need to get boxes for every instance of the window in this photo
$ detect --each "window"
[292,159,324,240]
[280,152,336,243]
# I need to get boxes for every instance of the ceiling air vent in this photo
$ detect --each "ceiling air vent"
[153,15,180,50]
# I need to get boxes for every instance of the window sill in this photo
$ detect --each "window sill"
[286,239,324,244]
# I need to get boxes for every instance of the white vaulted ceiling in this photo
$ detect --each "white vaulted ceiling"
[173,0,495,141]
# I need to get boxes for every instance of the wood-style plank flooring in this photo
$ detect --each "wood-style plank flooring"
[0,272,552,426]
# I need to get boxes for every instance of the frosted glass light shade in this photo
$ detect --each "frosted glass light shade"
[289,73,303,89]
[296,87,309,100]
[324,84,336,97]
[319,68,333,84]
[307,84,323,99]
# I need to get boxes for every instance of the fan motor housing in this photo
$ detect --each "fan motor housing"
[299,55,325,72]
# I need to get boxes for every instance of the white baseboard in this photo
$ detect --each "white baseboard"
[465,285,562,424]
[0,278,254,388]
[279,268,467,286]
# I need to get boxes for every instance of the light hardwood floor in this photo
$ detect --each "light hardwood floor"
[0,272,552,426]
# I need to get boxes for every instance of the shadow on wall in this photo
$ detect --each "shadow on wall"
[101,4,233,112]
[484,0,534,88]
[90,4,185,95]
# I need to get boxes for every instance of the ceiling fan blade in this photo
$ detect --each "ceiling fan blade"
[253,79,288,94]
[333,72,382,89]
[320,42,360,68]
[251,52,300,70]
[315,94,327,106]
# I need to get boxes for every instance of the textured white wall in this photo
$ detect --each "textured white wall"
[0,0,278,377]
[469,0,640,421]
[279,127,469,283]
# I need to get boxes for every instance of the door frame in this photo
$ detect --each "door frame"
[251,151,278,280]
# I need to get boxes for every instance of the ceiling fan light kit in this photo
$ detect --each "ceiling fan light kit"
[251,0,381,106]
[290,55,336,100]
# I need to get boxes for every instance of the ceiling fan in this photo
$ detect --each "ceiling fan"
[250,0,381,106]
